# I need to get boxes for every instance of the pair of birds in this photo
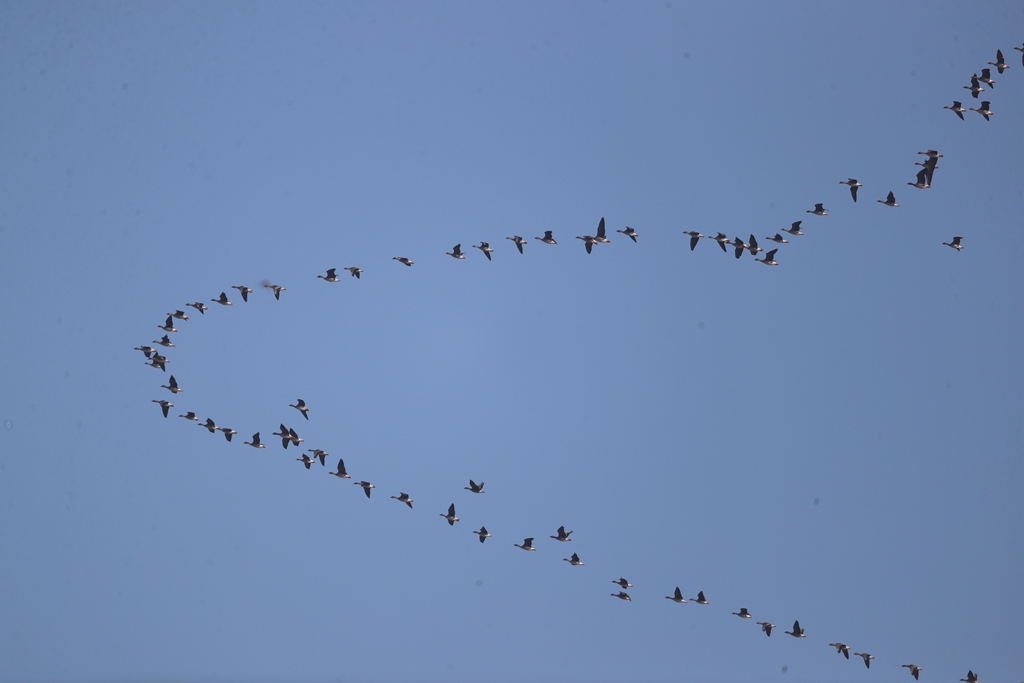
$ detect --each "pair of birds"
[315,267,365,280]
[839,179,901,209]
[512,525,573,551]
[944,100,994,120]
[208,282,286,307]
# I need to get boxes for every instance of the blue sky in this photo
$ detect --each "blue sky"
[1,2,1022,682]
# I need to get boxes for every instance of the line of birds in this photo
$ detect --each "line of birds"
[133,38,1022,683]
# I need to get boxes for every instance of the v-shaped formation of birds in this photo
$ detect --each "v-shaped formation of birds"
[136,42,1022,683]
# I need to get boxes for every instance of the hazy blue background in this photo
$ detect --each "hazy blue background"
[1,2,1022,682]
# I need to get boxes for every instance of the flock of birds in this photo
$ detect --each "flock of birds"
[133,42,1023,683]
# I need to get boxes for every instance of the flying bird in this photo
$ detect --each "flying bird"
[473,526,492,543]
[908,169,930,189]
[151,399,172,418]
[757,622,775,637]
[550,526,572,542]
[576,235,598,254]
[563,552,584,566]
[355,481,375,498]
[392,257,414,267]
[944,100,966,120]
[514,538,536,551]
[296,453,315,469]
[785,620,806,638]
[878,191,899,207]
[152,335,175,347]
[446,244,466,259]
[978,68,995,89]
[344,267,363,278]
[535,230,557,244]
[391,492,414,509]
[232,285,253,302]
[902,664,923,680]
[854,653,875,669]
[755,249,779,266]
[472,242,494,260]
[200,418,218,433]
[264,283,286,300]
[157,316,177,333]
[464,480,485,494]
[318,268,340,282]
[683,231,704,250]
[732,608,752,619]
[178,411,198,421]
[217,427,237,442]
[161,376,182,393]
[840,178,862,202]
[611,591,632,601]
[988,49,1009,73]
[167,310,189,321]
[943,236,964,251]
[290,399,309,420]
[691,591,709,604]
[616,226,638,242]
[665,587,687,603]
[969,101,992,121]
[830,643,851,659]
[781,221,804,236]
[329,459,351,478]
[708,232,731,251]
[186,302,209,314]
[806,203,828,216]
[612,578,633,590]
[507,235,527,253]
[964,74,984,98]
[243,432,266,448]
[766,233,788,244]
[960,670,978,683]
[211,292,232,306]
[594,217,611,243]
[440,503,459,525]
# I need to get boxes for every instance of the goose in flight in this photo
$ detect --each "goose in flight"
[612,578,633,590]
[344,266,363,278]
[152,335,175,348]
[594,217,611,243]
[563,552,584,566]
[211,292,232,306]
[473,526,492,543]
[785,620,806,638]
[151,399,173,418]
[232,285,253,302]
[329,458,350,478]
[355,481,375,498]
[440,503,459,525]
[392,257,414,267]
[296,453,315,469]
[755,249,779,266]
[757,622,775,637]
[616,226,638,242]
[902,664,923,680]
[732,608,752,619]
[989,49,1009,73]
[446,244,466,259]
[691,591,709,605]
[290,399,309,420]
[264,283,286,300]
[157,316,178,333]
[978,68,995,89]
[186,302,208,314]
[178,411,198,421]
[167,310,189,321]
[472,242,494,261]
[918,150,943,159]
[464,480,485,494]
[908,169,930,189]
[146,353,168,371]
[708,232,730,252]
[745,234,763,256]
[964,74,984,98]
[318,268,340,282]
[766,233,788,244]
[878,191,899,207]
[960,670,978,683]
[806,203,828,216]
[840,178,862,202]
[830,643,851,659]
[514,538,536,551]
[134,345,155,358]
[665,587,687,603]
[683,231,704,250]
[781,221,804,236]
[969,101,993,121]
[200,418,219,433]
[507,235,527,253]
[943,236,964,251]
[576,234,598,254]
[307,449,327,466]
[550,526,573,542]
[731,237,748,259]
[391,492,414,509]
[944,100,967,120]
[272,424,303,449]
[535,230,557,244]
[161,376,182,393]
[243,432,266,448]
[854,653,875,669]
[217,427,237,442]
[610,591,632,601]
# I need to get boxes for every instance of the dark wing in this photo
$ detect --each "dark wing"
[674,587,683,599]
[326,268,336,279]
[689,234,699,251]
[363,484,371,498]
[557,525,566,536]
[887,191,896,203]
[851,184,858,202]
[516,241,523,254]
[766,249,777,261]
[596,217,606,238]
[448,503,456,516]
[337,459,347,475]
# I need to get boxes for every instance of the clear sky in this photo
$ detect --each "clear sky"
[1,2,1022,682]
